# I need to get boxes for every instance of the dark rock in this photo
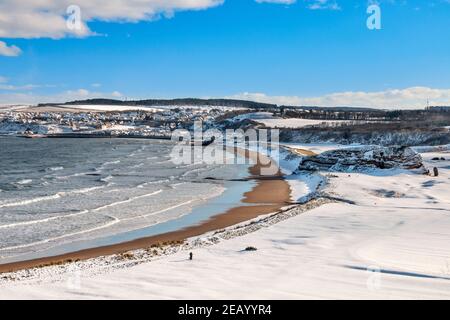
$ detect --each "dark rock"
[433,167,439,177]
[297,146,424,172]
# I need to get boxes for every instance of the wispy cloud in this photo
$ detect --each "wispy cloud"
[305,0,341,10]
[0,76,121,103]
[0,84,40,91]
[0,88,125,105]
[254,0,341,9]
[255,0,297,4]
[0,78,58,91]
[228,87,450,109]
[2,86,449,109]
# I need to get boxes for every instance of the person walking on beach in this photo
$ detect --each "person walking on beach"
[189,252,193,261]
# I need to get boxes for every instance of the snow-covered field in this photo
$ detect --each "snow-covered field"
[54,105,165,112]
[227,112,346,129]
[229,112,274,122]
[281,143,354,154]
[54,105,249,112]
[1,149,449,299]
[256,118,347,128]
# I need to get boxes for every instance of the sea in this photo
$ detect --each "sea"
[0,136,252,263]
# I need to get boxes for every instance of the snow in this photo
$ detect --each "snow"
[286,174,324,203]
[256,118,347,128]
[1,149,449,299]
[103,124,136,131]
[56,105,165,112]
[0,105,31,112]
[229,112,274,122]
[56,105,249,112]
[281,143,351,154]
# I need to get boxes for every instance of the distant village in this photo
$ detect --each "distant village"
[1,100,449,146]
[0,105,238,138]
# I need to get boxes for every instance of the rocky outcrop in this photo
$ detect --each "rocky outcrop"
[297,146,424,172]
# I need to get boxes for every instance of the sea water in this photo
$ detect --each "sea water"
[0,136,251,263]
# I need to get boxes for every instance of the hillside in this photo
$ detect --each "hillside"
[39,98,277,110]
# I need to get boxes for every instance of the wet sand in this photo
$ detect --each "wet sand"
[0,147,291,273]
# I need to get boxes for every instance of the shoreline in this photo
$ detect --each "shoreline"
[1,145,449,298]
[0,147,291,274]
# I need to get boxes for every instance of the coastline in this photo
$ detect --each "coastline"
[0,147,291,273]
[1,148,449,299]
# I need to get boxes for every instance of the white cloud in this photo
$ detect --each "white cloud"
[0,0,224,40]
[0,77,41,90]
[228,87,450,109]
[0,41,22,56]
[3,86,450,109]
[0,84,40,91]
[69,88,90,97]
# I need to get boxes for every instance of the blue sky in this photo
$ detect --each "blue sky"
[0,0,450,108]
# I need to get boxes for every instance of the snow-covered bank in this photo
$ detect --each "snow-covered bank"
[0,122,70,134]
[256,118,348,129]
[286,174,324,203]
[1,149,449,299]
[0,105,30,112]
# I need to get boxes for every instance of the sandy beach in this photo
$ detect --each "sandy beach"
[0,147,291,273]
